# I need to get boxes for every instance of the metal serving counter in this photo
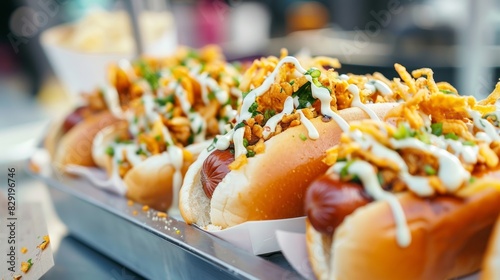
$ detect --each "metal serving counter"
[30,167,302,280]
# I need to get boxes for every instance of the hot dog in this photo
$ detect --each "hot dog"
[304,67,500,279]
[77,45,243,210]
[44,89,123,170]
[179,52,402,229]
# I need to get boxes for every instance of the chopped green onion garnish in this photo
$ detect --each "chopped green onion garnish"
[232,77,240,87]
[444,133,459,140]
[243,138,249,147]
[263,109,276,123]
[299,133,307,141]
[234,122,245,130]
[155,95,175,106]
[424,165,436,175]
[27,258,33,270]
[247,150,256,157]
[430,122,443,136]
[309,68,321,78]
[416,132,431,144]
[248,102,259,117]
[393,123,412,140]
[105,147,114,157]
[208,91,216,101]
[463,140,476,146]
[312,78,322,88]
[377,172,384,185]
[340,160,355,179]
[439,89,456,95]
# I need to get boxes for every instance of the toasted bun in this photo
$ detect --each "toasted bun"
[124,152,194,210]
[306,179,500,280]
[52,111,120,169]
[44,116,66,160]
[482,205,500,279]
[180,103,397,228]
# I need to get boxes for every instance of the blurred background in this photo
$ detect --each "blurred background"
[3,0,500,113]
[0,0,500,277]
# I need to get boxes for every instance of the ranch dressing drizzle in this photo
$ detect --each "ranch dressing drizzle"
[389,137,470,192]
[112,89,187,210]
[476,132,492,143]
[233,127,247,159]
[114,143,144,167]
[103,86,124,117]
[482,98,500,126]
[364,82,376,94]
[171,82,207,143]
[298,110,319,139]
[363,80,393,97]
[127,94,158,136]
[215,129,234,150]
[263,96,294,139]
[372,80,393,96]
[348,130,435,197]
[348,84,380,121]
[339,74,349,81]
[332,160,412,247]
[430,135,479,165]
[190,65,230,106]
[304,75,349,130]
[215,56,351,156]
[339,126,480,246]
[469,109,500,143]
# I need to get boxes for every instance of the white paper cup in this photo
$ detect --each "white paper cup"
[40,22,177,96]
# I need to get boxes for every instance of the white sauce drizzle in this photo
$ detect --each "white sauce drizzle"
[430,135,479,165]
[332,160,412,247]
[364,82,376,94]
[372,80,393,96]
[469,109,500,143]
[339,74,349,81]
[263,96,294,139]
[215,129,234,150]
[298,110,319,139]
[348,84,380,121]
[476,132,492,143]
[216,56,351,154]
[348,130,435,197]
[389,137,470,192]
[171,82,207,143]
[339,126,483,246]
[233,127,247,159]
[102,86,124,117]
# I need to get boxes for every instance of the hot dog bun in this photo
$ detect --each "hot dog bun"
[306,178,500,280]
[481,205,500,280]
[90,119,206,210]
[302,64,500,279]
[124,151,194,210]
[48,110,121,170]
[180,102,397,228]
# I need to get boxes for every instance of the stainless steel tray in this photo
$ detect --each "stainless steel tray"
[29,166,303,279]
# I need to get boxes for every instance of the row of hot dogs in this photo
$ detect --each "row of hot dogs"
[44,45,500,279]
